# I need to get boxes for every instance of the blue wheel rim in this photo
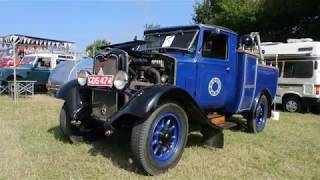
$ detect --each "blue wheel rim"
[256,103,266,129]
[149,112,182,164]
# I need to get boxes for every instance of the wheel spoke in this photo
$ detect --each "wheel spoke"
[152,139,157,145]
[154,144,162,155]
[164,119,171,128]
[169,125,176,132]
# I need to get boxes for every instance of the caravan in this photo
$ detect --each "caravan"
[261,39,320,112]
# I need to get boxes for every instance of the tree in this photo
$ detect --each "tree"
[144,23,161,30]
[85,39,111,58]
[193,0,320,42]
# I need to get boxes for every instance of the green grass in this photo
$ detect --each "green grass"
[0,95,319,179]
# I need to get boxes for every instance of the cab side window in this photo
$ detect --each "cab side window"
[37,57,51,69]
[202,31,228,60]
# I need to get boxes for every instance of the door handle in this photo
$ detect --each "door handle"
[225,67,231,72]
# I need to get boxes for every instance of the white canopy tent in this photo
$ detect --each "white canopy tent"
[0,34,75,102]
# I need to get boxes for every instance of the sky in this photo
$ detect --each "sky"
[0,0,196,52]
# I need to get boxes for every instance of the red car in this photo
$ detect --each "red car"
[0,57,20,68]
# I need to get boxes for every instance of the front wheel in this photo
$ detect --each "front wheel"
[59,103,101,143]
[247,95,269,133]
[131,103,188,175]
[59,103,82,142]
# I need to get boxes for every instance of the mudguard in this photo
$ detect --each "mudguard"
[107,85,223,132]
[56,79,83,119]
[250,89,272,118]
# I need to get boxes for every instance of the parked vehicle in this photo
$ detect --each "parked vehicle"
[0,57,20,68]
[0,53,75,88]
[261,39,320,112]
[0,49,20,68]
[56,24,278,175]
[47,58,93,93]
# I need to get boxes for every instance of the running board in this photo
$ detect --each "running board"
[208,114,238,129]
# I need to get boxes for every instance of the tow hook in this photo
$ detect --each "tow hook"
[104,129,114,136]
[70,120,81,127]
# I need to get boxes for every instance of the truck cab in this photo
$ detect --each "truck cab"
[56,24,278,175]
[0,53,76,87]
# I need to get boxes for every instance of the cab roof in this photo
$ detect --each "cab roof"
[144,24,237,35]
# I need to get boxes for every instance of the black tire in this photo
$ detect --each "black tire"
[282,96,302,113]
[59,103,82,143]
[59,103,102,143]
[131,103,188,175]
[247,95,269,133]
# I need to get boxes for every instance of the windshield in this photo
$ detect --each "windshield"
[20,56,36,65]
[144,29,198,52]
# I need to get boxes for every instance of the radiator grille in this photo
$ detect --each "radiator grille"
[91,91,117,120]
[94,55,118,76]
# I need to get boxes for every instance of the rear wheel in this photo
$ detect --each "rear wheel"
[131,103,188,175]
[282,96,302,113]
[247,95,269,133]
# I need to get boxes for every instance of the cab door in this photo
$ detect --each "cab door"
[29,57,51,85]
[195,30,237,110]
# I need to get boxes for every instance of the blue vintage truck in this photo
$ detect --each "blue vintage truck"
[57,24,278,175]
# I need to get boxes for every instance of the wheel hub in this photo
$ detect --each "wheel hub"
[150,112,181,162]
[286,100,298,112]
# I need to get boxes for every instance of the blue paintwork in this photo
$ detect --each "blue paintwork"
[149,112,183,163]
[147,24,278,114]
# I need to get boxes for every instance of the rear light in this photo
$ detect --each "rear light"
[315,85,320,95]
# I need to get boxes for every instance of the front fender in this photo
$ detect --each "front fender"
[108,85,222,132]
[56,80,82,119]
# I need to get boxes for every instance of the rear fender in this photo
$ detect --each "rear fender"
[252,89,272,118]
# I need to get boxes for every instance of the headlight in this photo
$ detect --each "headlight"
[77,70,88,86]
[113,71,128,90]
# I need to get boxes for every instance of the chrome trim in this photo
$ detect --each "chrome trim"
[237,54,248,112]
[245,84,255,89]
[174,59,177,85]
[145,29,198,36]
[250,57,258,109]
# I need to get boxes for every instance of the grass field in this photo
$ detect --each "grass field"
[0,95,319,179]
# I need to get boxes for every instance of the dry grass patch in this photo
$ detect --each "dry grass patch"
[0,95,319,179]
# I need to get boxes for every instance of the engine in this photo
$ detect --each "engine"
[90,49,175,120]
[127,52,175,91]
[93,49,175,92]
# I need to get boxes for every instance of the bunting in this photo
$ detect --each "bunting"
[0,34,74,49]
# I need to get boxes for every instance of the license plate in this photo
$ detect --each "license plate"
[87,75,113,87]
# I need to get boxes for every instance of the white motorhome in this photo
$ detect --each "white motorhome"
[23,52,76,69]
[261,39,320,112]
